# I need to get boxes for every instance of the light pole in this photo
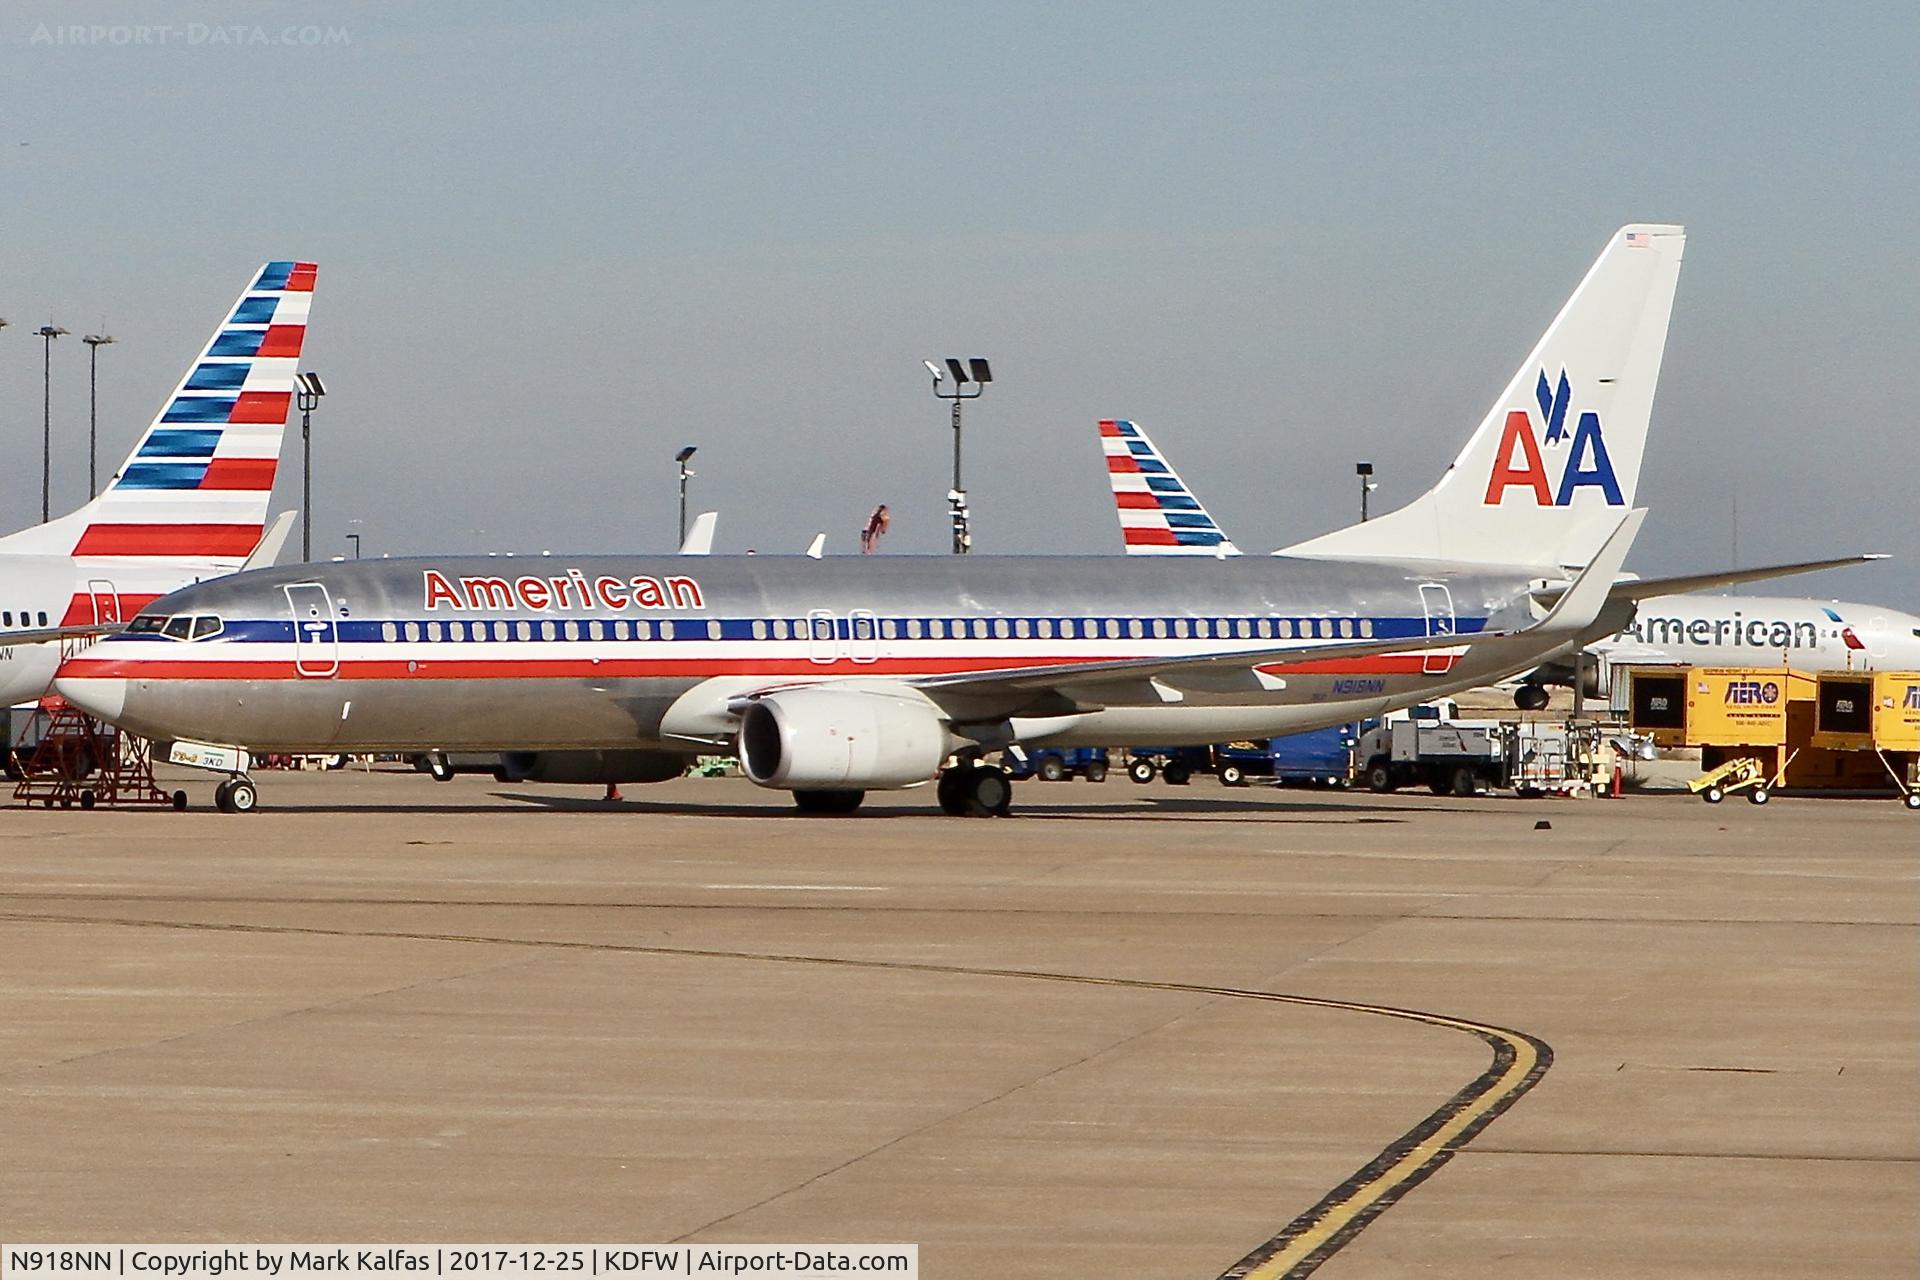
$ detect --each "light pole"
[295,372,326,561]
[675,445,697,546]
[37,324,67,521]
[925,357,992,554]
[82,333,115,499]
[1356,461,1376,522]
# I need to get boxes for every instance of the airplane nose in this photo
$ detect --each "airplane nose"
[56,676,127,724]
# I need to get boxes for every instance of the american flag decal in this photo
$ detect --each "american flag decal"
[1624,231,1650,248]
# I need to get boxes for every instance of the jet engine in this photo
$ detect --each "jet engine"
[496,750,693,785]
[739,686,951,790]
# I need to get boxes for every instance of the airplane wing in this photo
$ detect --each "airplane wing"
[911,510,1643,703]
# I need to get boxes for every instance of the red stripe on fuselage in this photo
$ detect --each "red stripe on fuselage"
[71,524,263,556]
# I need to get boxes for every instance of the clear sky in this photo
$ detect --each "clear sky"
[3,1,1915,605]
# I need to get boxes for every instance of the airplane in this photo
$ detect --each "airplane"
[0,261,316,709]
[1096,420,1917,704]
[51,225,1876,816]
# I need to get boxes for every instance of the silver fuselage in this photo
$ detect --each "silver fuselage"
[58,554,1555,755]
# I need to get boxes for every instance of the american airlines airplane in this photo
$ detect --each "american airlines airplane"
[0,262,315,708]
[51,226,1873,815]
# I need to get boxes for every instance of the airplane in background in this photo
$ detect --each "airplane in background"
[52,226,1875,815]
[1096,428,1912,706]
[0,261,316,708]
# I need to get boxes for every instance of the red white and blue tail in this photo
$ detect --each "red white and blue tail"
[0,261,315,564]
[1100,419,1241,556]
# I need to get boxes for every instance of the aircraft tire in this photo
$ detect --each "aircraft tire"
[227,778,259,813]
[936,768,970,815]
[960,766,1013,818]
[214,780,234,813]
[1128,758,1157,784]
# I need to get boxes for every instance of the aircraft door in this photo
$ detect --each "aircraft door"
[86,579,120,626]
[848,609,879,664]
[285,582,340,678]
[1419,583,1456,675]
[807,609,837,665]
[1868,615,1890,660]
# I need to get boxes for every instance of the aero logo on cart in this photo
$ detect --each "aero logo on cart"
[1905,685,1920,710]
[1484,368,1624,507]
[1725,681,1781,706]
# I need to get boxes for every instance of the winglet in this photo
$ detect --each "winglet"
[241,510,298,571]
[804,533,826,559]
[1539,508,1645,633]
[678,511,718,555]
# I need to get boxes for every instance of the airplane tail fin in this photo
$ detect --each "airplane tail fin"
[1281,225,1683,569]
[1100,419,1241,556]
[0,262,315,564]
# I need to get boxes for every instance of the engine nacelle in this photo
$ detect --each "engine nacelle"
[497,750,693,785]
[739,686,950,790]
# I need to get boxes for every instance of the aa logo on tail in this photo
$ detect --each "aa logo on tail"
[1484,367,1624,507]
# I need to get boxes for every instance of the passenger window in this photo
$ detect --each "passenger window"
[38,612,48,626]
[1236,619,1253,640]
[1058,619,1076,640]
[162,616,194,640]
[906,618,922,639]
[1037,618,1054,639]
[1128,619,1145,640]
[707,619,722,640]
[992,619,1010,640]
[1014,618,1030,639]
[752,620,768,640]
[1257,618,1273,639]
[928,619,946,640]
[3,612,11,626]
[1361,619,1374,638]
[1339,619,1354,639]
[882,618,898,640]
[660,620,676,641]
[515,621,532,641]
[428,621,444,642]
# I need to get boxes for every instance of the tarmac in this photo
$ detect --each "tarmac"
[1,767,1915,1277]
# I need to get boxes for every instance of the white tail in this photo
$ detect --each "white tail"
[1282,225,1683,569]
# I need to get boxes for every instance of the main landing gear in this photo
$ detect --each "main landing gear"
[213,775,259,814]
[937,762,1013,818]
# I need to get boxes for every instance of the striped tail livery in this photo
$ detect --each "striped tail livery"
[1099,418,1241,556]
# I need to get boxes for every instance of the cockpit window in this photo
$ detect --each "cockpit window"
[191,616,225,641]
[162,616,194,641]
[141,614,225,641]
[127,615,167,635]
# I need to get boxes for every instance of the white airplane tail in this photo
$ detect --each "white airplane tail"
[0,261,315,565]
[1099,419,1241,556]
[1282,225,1683,569]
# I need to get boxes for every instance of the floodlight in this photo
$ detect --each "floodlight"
[944,358,968,385]
[923,360,944,382]
[968,358,992,384]
[296,371,327,397]
[676,445,697,463]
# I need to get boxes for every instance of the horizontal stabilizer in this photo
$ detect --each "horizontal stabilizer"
[1605,553,1889,602]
